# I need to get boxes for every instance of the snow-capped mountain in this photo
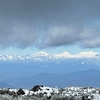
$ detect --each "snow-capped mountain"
[25,51,53,62]
[0,51,100,65]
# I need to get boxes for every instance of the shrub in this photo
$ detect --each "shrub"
[31,85,43,92]
[17,88,25,95]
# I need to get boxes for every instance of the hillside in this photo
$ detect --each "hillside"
[3,69,100,88]
[0,85,100,100]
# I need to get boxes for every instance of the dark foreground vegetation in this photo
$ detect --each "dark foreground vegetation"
[0,85,99,100]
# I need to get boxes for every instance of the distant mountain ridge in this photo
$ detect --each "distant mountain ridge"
[0,51,100,65]
[0,81,13,88]
[3,69,100,88]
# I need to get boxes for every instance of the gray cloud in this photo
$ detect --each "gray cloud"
[0,0,100,49]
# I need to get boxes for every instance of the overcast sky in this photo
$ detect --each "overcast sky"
[0,0,100,55]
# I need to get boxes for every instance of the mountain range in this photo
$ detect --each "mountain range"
[0,81,13,88]
[2,69,100,88]
[0,51,100,88]
[0,51,100,64]
[0,51,100,79]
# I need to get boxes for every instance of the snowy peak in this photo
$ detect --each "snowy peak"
[32,51,49,56]
[27,51,50,59]
[75,51,99,58]
[53,52,72,58]
[25,51,52,62]
[0,51,100,62]
[53,51,100,58]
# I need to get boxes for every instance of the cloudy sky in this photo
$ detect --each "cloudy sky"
[0,0,100,55]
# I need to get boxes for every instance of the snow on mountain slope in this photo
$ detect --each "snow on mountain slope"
[25,51,53,61]
[0,51,100,64]
[74,51,99,58]
[53,52,73,58]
